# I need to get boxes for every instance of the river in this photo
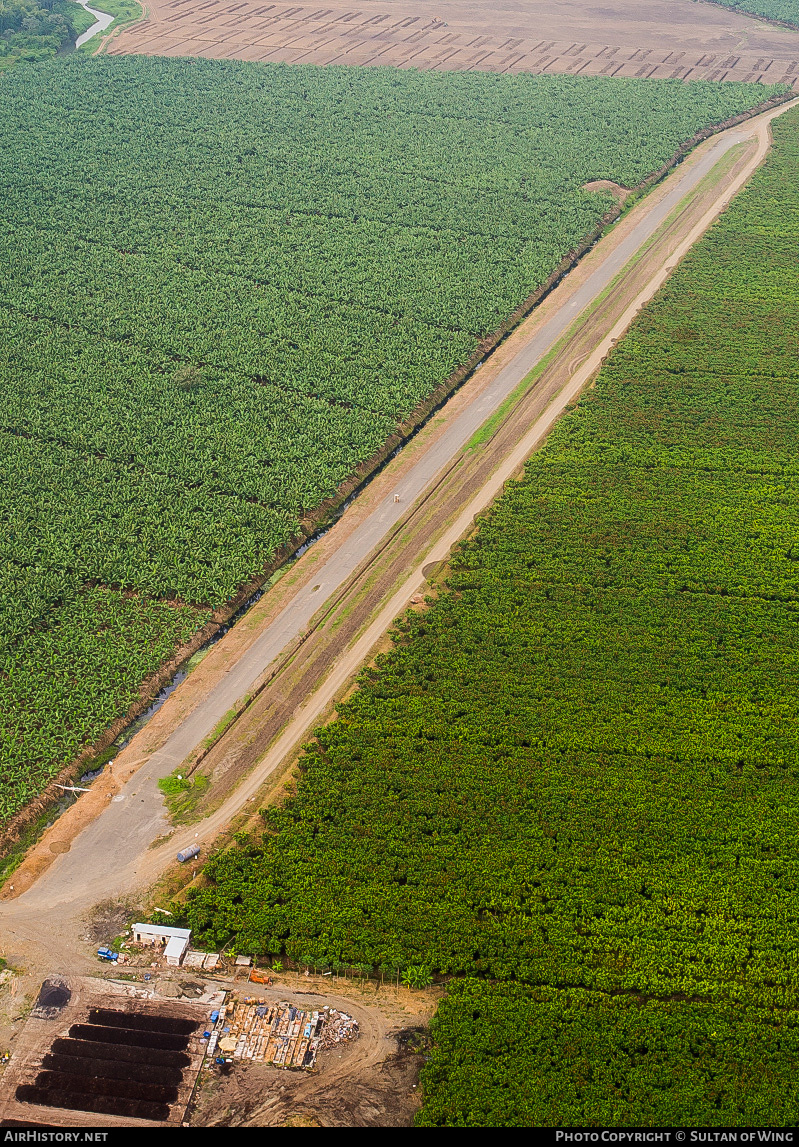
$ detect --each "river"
[75,0,115,49]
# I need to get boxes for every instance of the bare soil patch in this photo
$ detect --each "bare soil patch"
[82,899,142,948]
[108,0,799,88]
[192,1037,423,1127]
[583,179,632,204]
[188,979,436,1128]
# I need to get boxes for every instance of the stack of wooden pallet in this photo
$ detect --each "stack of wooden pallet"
[210,998,325,1070]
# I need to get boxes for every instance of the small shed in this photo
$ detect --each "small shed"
[165,934,190,966]
[132,923,191,966]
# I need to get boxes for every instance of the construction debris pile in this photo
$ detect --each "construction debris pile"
[210,999,321,1070]
[318,1009,359,1050]
[207,998,358,1070]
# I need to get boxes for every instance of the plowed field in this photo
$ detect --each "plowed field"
[109,0,799,88]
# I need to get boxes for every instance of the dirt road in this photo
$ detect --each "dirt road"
[107,0,799,87]
[0,102,794,991]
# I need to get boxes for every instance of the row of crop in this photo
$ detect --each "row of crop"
[418,980,799,1126]
[0,430,297,646]
[0,57,777,829]
[182,106,799,1122]
[4,59,772,194]
[0,588,209,820]
[0,217,525,350]
[0,239,474,417]
[0,303,419,497]
[0,60,778,335]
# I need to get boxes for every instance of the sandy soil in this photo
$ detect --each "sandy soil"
[107,0,799,87]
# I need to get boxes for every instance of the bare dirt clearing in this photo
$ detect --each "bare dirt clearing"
[108,0,799,87]
[582,179,632,204]
[188,979,437,1127]
[0,962,436,1129]
[0,977,220,1127]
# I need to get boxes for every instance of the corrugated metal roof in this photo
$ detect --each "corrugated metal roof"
[165,935,189,958]
[133,922,191,940]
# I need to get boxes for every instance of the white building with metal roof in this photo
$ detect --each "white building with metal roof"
[132,923,191,966]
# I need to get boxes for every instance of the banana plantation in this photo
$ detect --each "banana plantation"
[0,53,774,822]
[183,106,799,1124]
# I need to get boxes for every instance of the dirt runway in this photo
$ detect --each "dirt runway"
[108,0,799,87]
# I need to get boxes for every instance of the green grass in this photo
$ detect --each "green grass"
[201,707,242,752]
[466,341,565,451]
[158,770,211,825]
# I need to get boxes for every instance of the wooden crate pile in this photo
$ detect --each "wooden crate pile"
[211,998,323,1070]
